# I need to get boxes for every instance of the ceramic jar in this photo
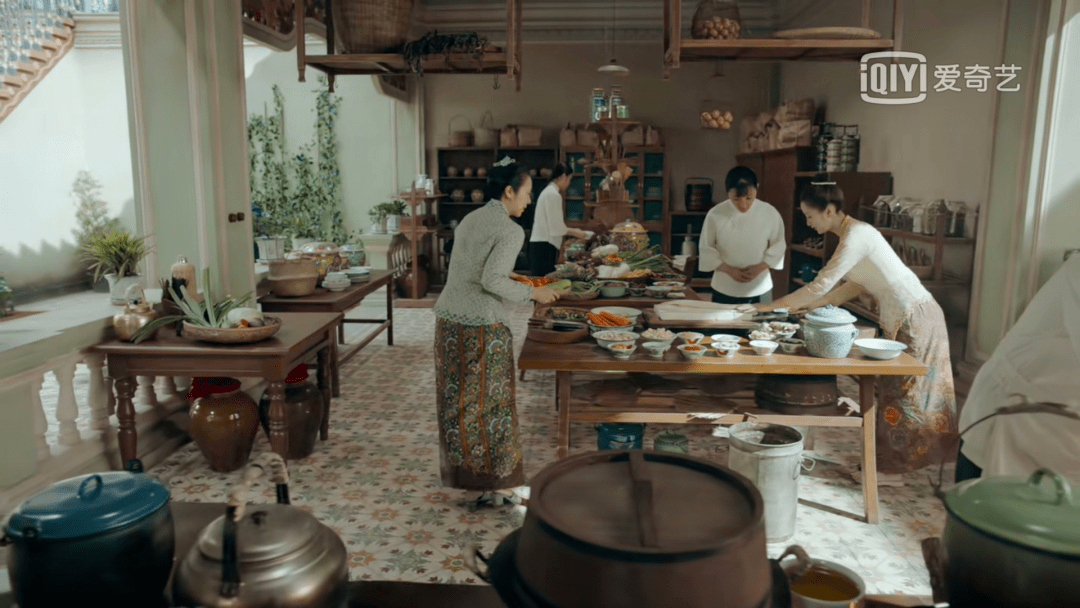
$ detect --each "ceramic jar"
[187,378,260,472]
[611,218,649,253]
[299,242,340,280]
[451,189,465,202]
[470,189,485,202]
[338,241,366,266]
[258,364,325,460]
[801,305,859,359]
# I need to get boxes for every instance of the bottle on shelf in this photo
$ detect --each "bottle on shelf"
[681,235,697,257]
[610,86,628,119]
[590,87,608,122]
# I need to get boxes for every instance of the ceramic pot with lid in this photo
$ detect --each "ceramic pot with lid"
[610,218,649,253]
[258,364,325,460]
[188,377,260,472]
[801,305,859,358]
[940,468,1080,608]
[2,463,174,607]
[338,241,366,266]
[172,454,349,608]
[509,450,773,608]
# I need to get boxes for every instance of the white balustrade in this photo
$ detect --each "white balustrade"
[29,374,48,461]
[136,375,158,408]
[85,353,109,432]
[53,359,80,447]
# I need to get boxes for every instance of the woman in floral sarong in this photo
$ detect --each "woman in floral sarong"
[741,182,957,474]
[433,158,561,508]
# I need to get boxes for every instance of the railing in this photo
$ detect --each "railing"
[0,347,190,513]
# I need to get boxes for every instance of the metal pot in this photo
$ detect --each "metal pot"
[938,469,1080,608]
[2,462,174,607]
[801,305,859,359]
[172,454,348,608]
[488,450,774,608]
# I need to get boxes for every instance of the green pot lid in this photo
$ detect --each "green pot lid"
[944,469,1080,556]
[804,305,856,326]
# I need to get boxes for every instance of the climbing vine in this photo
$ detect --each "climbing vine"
[247,76,345,242]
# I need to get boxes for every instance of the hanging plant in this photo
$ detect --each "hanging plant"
[397,31,490,76]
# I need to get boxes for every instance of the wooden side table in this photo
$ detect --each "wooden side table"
[259,270,394,397]
[94,312,341,466]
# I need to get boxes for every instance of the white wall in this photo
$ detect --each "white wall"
[244,46,419,236]
[0,46,136,290]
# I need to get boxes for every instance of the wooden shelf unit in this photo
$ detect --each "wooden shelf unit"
[296,0,522,90]
[560,140,670,253]
[662,0,904,76]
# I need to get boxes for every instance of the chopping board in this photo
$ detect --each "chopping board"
[644,309,757,330]
[771,27,882,39]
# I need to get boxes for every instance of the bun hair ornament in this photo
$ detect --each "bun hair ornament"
[494,156,516,167]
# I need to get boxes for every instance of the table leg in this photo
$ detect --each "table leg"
[338,321,345,345]
[115,375,138,468]
[330,330,341,399]
[318,346,332,440]
[386,280,394,346]
[266,379,288,458]
[859,375,879,524]
[556,371,571,459]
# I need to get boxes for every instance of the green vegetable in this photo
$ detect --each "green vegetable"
[548,279,571,291]
[129,268,252,344]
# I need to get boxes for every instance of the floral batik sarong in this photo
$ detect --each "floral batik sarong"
[877,300,959,473]
[434,316,524,490]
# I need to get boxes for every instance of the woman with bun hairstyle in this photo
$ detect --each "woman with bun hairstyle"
[529,162,589,277]
[740,181,957,474]
[433,157,563,508]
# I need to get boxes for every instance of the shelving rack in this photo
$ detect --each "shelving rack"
[395,186,443,305]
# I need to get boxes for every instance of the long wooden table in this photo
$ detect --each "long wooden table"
[94,312,341,466]
[517,339,927,524]
[259,270,394,397]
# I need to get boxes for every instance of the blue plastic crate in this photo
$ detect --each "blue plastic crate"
[596,423,645,450]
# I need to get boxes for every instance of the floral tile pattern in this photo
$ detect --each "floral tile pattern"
[150,293,950,595]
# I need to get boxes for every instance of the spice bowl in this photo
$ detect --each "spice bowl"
[588,322,635,336]
[749,340,779,356]
[646,285,672,299]
[711,342,739,357]
[677,331,706,346]
[598,281,628,298]
[778,338,804,354]
[606,342,637,359]
[710,333,741,344]
[676,344,707,360]
[594,330,640,349]
[641,341,671,358]
[629,286,647,297]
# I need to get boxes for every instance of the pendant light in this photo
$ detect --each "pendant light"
[598,0,629,76]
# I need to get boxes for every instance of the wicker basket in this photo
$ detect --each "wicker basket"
[331,0,416,53]
[448,115,474,147]
[516,125,543,146]
[691,0,741,40]
[474,111,498,148]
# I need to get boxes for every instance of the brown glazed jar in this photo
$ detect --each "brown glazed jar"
[187,377,260,472]
[259,364,324,460]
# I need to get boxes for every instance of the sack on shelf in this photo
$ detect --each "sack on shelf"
[517,125,543,146]
[775,98,816,123]
[500,126,518,147]
[577,127,600,147]
[621,125,645,146]
[560,124,577,147]
[764,118,782,150]
[778,120,812,148]
[646,125,663,146]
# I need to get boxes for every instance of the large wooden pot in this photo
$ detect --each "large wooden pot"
[510,450,773,608]
[754,375,839,416]
[332,0,416,53]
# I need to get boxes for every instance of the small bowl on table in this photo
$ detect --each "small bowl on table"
[598,281,628,298]
[629,285,647,297]
[677,332,706,346]
[588,322,635,336]
[654,281,685,291]
[710,342,740,357]
[749,330,777,342]
[639,330,676,347]
[676,343,708,360]
[710,333,742,345]
[749,340,779,356]
[777,338,804,354]
[594,330,640,349]
[641,341,671,358]
[606,342,637,359]
[666,292,687,299]
[646,285,672,299]
[854,338,908,360]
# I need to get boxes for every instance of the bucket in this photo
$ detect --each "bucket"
[653,430,689,453]
[727,422,813,543]
[595,423,645,450]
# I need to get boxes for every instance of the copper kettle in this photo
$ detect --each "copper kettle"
[171,454,349,608]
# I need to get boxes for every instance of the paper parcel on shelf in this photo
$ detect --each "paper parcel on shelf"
[653,300,753,322]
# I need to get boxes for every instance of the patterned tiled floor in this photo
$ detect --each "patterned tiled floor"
[150,292,949,595]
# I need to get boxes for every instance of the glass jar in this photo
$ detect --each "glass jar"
[590,87,608,122]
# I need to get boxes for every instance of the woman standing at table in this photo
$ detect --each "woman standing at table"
[698,166,787,305]
[433,157,562,509]
[739,182,957,474]
[529,162,589,276]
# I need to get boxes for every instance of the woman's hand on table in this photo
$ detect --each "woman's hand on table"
[509,272,523,280]
[530,286,560,304]
[735,303,764,314]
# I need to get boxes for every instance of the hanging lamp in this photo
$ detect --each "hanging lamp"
[598,0,629,76]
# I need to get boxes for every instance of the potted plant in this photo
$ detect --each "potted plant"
[385,199,408,233]
[368,203,389,234]
[82,230,152,305]
[0,274,14,318]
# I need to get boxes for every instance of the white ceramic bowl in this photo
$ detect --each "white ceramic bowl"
[666,292,687,299]
[749,330,776,342]
[646,285,672,298]
[606,342,637,359]
[777,338,804,354]
[639,329,677,345]
[594,330,640,349]
[854,338,908,360]
[710,342,739,357]
[589,322,635,336]
[641,341,670,358]
[598,281,629,298]
[590,306,643,322]
[677,332,706,346]
[710,334,741,344]
[676,343,708,360]
[749,340,779,356]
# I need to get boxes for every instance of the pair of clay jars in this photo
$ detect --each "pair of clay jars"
[187,365,324,471]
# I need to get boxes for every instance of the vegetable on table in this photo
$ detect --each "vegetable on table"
[586,311,631,327]
[513,275,557,287]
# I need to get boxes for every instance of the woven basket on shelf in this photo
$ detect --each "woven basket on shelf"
[332,0,416,53]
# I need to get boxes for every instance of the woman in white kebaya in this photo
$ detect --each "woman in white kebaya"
[698,166,787,305]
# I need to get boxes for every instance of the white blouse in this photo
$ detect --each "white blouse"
[698,199,787,297]
[529,183,568,248]
[806,216,933,334]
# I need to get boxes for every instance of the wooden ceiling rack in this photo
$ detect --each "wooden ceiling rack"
[296,0,522,91]
[662,0,903,77]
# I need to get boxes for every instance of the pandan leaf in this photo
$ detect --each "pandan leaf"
[129,315,184,344]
